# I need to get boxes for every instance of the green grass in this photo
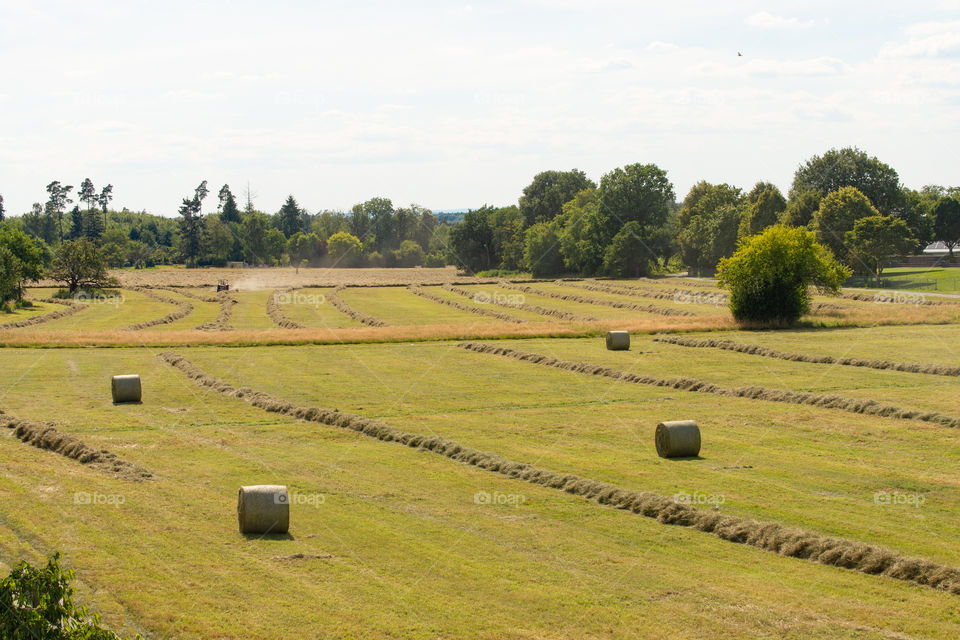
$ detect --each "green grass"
[0,300,58,324]
[1,344,960,638]
[339,287,504,326]
[278,288,364,329]
[34,288,176,331]
[848,266,960,292]
[4,286,960,639]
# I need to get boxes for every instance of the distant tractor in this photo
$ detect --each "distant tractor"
[217,280,230,292]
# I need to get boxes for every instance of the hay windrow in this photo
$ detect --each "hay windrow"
[456,342,960,429]
[158,350,960,595]
[1,298,88,329]
[327,286,386,327]
[497,281,696,317]
[575,280,729,305]
[654,335,960,377]
[408,286,525,323]
[124,288,194,330]
[0,410,152,480]
[840,291,960,306]
[195,292,236,331]
[442,284,595,322]
[266,289,306,329]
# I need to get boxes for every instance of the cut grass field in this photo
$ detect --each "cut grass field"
[4,271,960,638]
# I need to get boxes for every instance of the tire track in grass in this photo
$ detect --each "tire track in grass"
[159,350,960,595]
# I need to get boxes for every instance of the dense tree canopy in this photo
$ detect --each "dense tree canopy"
[790,147,904,215]
[846,215,917,282]
[811,186,881,263]
[933,196,960,256]
[518,169,595,227]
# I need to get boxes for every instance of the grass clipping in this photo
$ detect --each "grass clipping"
[0,409,152,480]
[159,350,960,595]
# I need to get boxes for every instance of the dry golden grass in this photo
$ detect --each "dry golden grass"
[32,266,467,289]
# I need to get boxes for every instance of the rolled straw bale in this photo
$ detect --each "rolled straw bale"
[111,375,142,404]
[655,420,701,458]
[238,485,289,534]
[606,331,630,351]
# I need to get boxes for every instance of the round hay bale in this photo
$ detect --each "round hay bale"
[111,375,142,404]
[238,485,289,534]
[655,420,701,458]
[606,331,630,351]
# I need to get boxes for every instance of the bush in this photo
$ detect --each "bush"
[0,551,140,639]
[717,225,849,323]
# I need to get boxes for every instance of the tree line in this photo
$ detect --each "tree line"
[2,145,959,307]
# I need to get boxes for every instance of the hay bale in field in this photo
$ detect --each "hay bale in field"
[606,331,630,351]
[111,375,142,404]
[655,420,701,458]
[238,485,289,534]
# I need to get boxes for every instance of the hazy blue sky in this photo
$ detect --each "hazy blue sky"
[1,1,958,216]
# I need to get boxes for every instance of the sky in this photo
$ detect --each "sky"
[0,0,958,217]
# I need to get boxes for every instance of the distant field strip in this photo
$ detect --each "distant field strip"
[841,291,960,306]
[498,282,695,317]
[0,409,152,480]
[266,289,306,329]
[2,298,88,329]
[158,350,960,595]
[408,286,525,323]
[576,280,727,304]
[655,336,960,377]
[125,288,194,330]
[328,286,386,327]
[442,284,595,322]
[195,292,236,331]
[457,342,960,429]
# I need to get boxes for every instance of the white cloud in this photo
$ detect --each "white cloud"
[646,41,679,52]
[880,21,960,58]
[745,11,813,29]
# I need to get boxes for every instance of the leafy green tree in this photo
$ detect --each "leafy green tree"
[677,182,743,275]
[265,228,287,264]
[365,197,395,251]
[790,147,904,215]
[275,195,305,238]
[98,184,113,231]
[717,226,849,323]
[68,206,85,240]
[45,180,74,243]
[204,216,234,263]
[811,186,880,263]
[523,221,564,277]
[597,163,674,240]
[557,188,606,274]
[781,189,822,228]
[217,184,241,224]
[78,178,97,219]
[82,204,104,240]
[50,238,114,293]
[327,231,363,267]
[287,232,325,265]
[0,193,5,222]
[603,220,655,277]
[846,215,917,282]
[486,205,525,271]
[100,228,130,267]
[313,211,350,241]
[448,208,495,273]
[177,181,208,266]
[0,225,45,301]
[398,239,425,267]
[738,184,786,237]
[1,551,141,640]
[240,211,270,264]
[349,203,371,241]
[933,196,960,257]
[518,169,595,227]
